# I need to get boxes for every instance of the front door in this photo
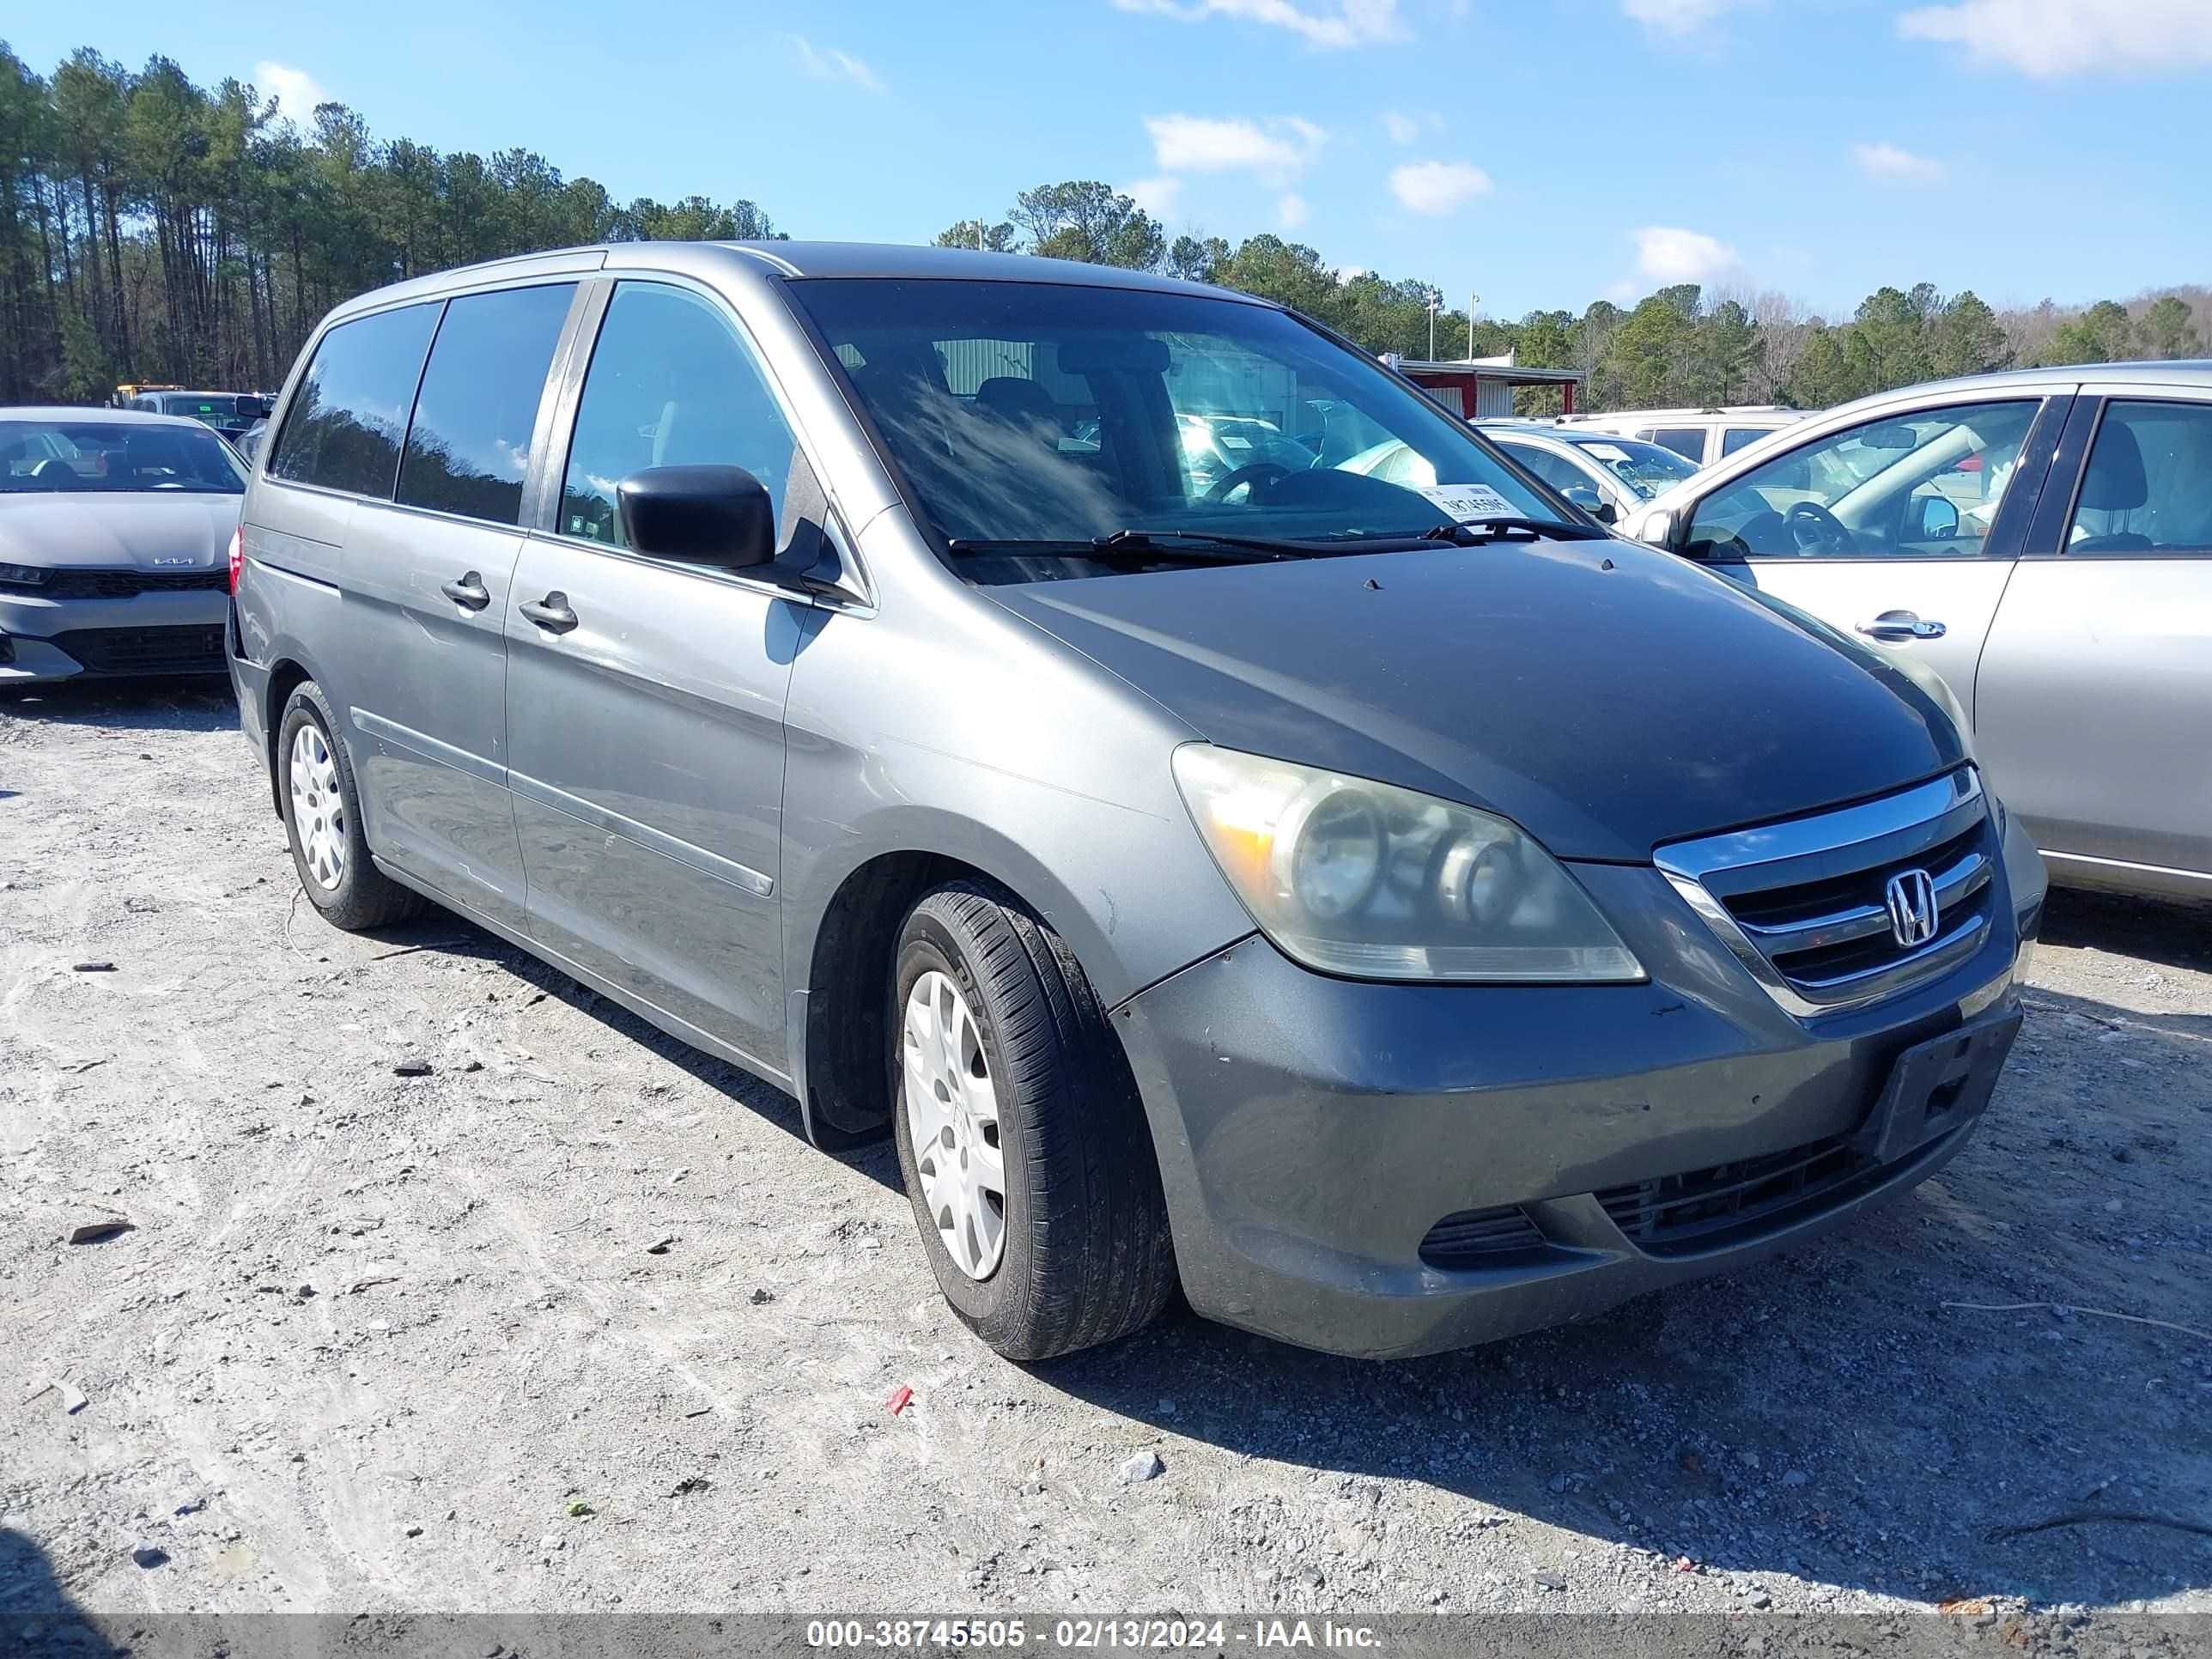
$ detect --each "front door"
[505,280,808,1077]
[329,283,579,931]
[1977,389,2212,886]
[1680,393,2061,718]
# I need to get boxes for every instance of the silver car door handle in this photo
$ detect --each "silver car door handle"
[1857,611,1946,641]
[519,592,579,634]
[440,572,490,611]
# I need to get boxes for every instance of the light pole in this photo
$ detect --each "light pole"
[1426,289,1441,361]
[1468,293,1479,361]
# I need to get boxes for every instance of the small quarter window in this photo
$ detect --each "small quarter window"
[270,302,442,498]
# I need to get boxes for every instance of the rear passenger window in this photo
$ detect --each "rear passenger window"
[1651,428,1706,463]
[397,283,574,525]
[559,283,798,550]
[1721,427,1765,456]
[2065,399,2212,556]
[270,302,441,498]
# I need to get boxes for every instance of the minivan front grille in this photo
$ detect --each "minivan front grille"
[1595,1126,1957,1257]
[1417,1205,1548,1270]
[1655,769,1997,1018]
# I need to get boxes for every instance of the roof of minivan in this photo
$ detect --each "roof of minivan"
[320,240,1269,325]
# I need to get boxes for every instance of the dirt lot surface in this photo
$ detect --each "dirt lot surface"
[3,682,2209,1626]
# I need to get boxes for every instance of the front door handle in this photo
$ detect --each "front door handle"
[440,572,490,611]
[1857,610,1946,641]
[519,592,579,634]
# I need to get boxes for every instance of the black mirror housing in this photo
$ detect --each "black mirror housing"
[617,465,776,568]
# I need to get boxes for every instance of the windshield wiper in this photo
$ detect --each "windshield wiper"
[1418,517,1608,544]
[944,532,1296,565]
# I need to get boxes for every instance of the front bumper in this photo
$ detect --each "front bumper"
[1114,819,2044,1359]
[0,590,231,683]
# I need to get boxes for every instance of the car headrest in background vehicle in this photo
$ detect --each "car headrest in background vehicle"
[2076,417,2147,512]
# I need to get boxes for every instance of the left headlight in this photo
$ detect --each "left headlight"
[0,562,49,587]
[1171,744,1644,983]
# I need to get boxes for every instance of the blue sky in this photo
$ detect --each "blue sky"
[11,0,2210,319]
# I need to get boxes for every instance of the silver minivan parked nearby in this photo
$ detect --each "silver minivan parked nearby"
[231,243,2045,1361]
[1623,364,2212,905]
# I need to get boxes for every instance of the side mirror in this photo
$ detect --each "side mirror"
[1561,483,1605,514]
[617,465,775,568]
[1626,507,1675,547]
[1911,493,1960,541]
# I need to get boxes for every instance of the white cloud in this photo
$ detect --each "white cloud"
[788,34,884,92]
[1380,111,1430,144]
[1277,191,1310,229]
[1388,159,1492,216]
[1123,176,1184,216]
[1620,0,1756,33]
[254,61,332,120]
[1144,114,1326,183]
[1338,262,1372,282]
[1896,0,2212,76]
[1853,141,1946,183]
[1110,0,1403,50]
[1633,225,1740,283]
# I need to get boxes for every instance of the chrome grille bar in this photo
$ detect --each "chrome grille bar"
[1656,770,1997,1018]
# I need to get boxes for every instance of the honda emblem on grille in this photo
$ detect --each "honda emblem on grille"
[1885,868,1939,949]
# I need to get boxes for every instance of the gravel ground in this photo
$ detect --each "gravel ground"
[3,681,2208,1626]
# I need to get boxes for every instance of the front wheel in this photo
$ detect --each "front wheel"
[891,881,1177,1361]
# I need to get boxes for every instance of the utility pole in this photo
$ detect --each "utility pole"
[1468,293,1479,361]
[1426,289,1441,361]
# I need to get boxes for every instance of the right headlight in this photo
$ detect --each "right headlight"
[0,562,50,587]
[1171,744,1644,983]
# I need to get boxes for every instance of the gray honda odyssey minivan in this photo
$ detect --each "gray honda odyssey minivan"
[229,242,2045,1361]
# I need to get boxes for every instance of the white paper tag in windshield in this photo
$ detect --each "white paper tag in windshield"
[1415,483,1520,522]
[1583,442,1631,462]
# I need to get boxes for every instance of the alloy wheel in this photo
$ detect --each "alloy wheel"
[902,969,1006,1279]
[289,722,346,890]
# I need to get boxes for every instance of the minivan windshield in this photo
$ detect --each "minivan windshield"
[791,278,1559,575]
[0,418,248,494]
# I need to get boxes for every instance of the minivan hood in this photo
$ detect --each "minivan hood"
[989,538,1966,862]
[0,492,240,571]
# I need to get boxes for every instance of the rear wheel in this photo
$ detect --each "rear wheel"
[277,682,422,930]
[891,881,1177,1360]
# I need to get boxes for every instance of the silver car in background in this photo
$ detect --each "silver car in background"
[1624,363,2212,903]
[0,408,246,685]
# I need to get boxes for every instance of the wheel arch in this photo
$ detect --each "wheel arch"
[785,811,1155,1152]
[260,653,325,817]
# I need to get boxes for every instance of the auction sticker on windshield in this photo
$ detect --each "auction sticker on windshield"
[1415,483,1521,521]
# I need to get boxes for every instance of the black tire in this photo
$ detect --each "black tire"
[891,880,1177,1361]
[276,681,423,930]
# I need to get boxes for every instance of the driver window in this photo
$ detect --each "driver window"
[561,283,797,550]
[1684,399,2039,561]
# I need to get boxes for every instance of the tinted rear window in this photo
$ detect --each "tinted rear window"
[270,303,441,497]
[397,283,574,525]
[1650,427,1706,463]
[1721,426,1767,456]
